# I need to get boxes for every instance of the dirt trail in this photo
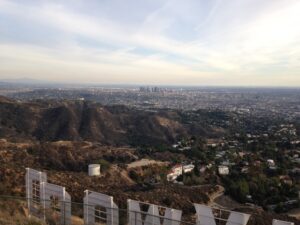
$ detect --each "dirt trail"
[208,185,225,208]
[208,185,244,210]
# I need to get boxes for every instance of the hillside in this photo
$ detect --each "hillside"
[0,140,212,212]
[0,142,299,225]
[0,97,193,145]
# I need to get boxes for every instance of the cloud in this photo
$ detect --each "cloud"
[0,0,299,86]
[0,43,216,84]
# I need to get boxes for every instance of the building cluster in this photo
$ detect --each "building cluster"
[8,87,300,118]
[165,121,300,212]
[139,86,165,93]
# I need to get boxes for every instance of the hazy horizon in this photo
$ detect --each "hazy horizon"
[0,0,300,86]
[2,77,300,89]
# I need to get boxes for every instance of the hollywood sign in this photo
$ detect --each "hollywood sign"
[25,168,294,225]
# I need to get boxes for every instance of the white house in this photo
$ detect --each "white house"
[218,166,229,175]
[167,165,183,181]
[183,164,195,173]
[167,164,195,181]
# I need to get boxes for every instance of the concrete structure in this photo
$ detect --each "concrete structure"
[84,190,118,225]
[194,204,216,225]
[26,168,71,225]
[273,219,294,225]
[89,164,101,176]
[41,182,71,225]
[128,199,182,225]
[25,168,47,216]
[194,204,250,225]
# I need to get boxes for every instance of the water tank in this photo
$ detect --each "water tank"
[88,164,101,176]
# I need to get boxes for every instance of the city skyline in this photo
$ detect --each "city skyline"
[0,0,300,86]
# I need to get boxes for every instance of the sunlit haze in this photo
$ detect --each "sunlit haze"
[0,0,300,86]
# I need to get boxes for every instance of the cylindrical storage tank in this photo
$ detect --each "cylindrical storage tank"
[88,164,101,176]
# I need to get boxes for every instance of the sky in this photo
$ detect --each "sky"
[0,0,300,86]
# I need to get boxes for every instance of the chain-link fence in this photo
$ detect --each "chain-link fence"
[0,195,193,225]
[0,195,259,225]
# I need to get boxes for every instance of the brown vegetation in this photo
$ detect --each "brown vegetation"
[0,98,189,145]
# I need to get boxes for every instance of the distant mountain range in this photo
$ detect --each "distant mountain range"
[0,78,149,88]
[0,78,64,89]
[0,78,48,84]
